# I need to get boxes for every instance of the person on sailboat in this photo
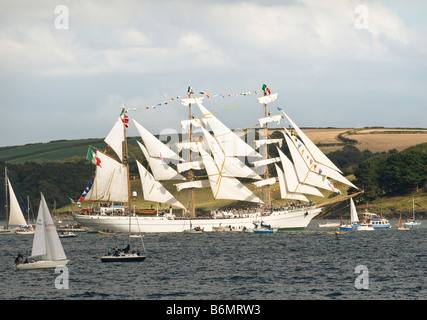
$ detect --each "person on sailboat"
[124,244,130,253]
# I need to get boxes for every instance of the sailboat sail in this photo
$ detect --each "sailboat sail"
[197,143,263,204]
[137,141,185,181]
[136,160,186,210]
[32,194,67,261]
[350,198,359,224]
[196,102,261,158]
[7,178,27,226]
[84,151,129,203]
[200,127,262,180]
[104,116,125,162]
[133,119,183,162]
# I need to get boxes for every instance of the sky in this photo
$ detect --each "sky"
[0,0,426,147]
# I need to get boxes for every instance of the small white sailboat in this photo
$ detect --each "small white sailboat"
[15,193,69,270]
[403,198,422,227]
[340,198,359,231]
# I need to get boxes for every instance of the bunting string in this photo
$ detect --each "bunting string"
[123,89,264,112]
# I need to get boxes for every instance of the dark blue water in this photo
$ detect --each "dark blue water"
[0,220,425,300]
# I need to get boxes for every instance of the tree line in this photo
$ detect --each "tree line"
[1,142,425,218]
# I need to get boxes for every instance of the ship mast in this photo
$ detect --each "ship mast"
[188,89,196,218]
[263,86,271,207]
[122,107,132,214]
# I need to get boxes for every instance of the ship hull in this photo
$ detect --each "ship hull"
[73,207,321,233]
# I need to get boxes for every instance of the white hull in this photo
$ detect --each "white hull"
[73,207,321,233]
[15,259,69,270]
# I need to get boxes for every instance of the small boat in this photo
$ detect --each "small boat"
[15,193,69,270]
[15,225,35,235]
[59,231,77,238]
[98,230,116,235]
[252,222,277,234]
[184,226,204,234]
[356,222,374,231]
[397,214,411,231]
[101,209,147,262]
[318,221,340,228]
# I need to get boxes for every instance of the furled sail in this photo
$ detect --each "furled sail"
[258,115,282,128]
[257,93,278,105]
[133,119,183,162]
[84,151,129,203]
[136,160,186,209]
[196,102,261,158]
[32,193,67,261]
[197,143,264,204]
[252,157,280,168]
[177,161,205,173]
[7,178,27,226]
[254,139,283,149]
[175,180,210,192]
[137,141,185,181]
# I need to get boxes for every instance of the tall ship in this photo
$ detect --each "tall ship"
[73,85,357,233]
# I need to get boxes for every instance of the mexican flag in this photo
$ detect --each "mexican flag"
[86,147,102,168]
[68,197,77,204]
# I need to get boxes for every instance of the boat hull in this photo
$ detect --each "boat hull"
[73,207,321,233]
[403,221,421,227]
[15,259,69,270]
[101,254,147,262]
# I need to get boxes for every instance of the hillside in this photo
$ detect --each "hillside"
[1,127,427,164]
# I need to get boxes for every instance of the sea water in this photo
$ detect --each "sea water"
[0,220,425,301]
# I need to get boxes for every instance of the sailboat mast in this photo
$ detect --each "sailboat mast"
[4,167,8,229]
[122,107,132,214]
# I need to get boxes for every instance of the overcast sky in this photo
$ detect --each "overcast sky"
[0,0,426,147]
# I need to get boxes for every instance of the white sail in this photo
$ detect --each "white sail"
[275,164,309,202]
[198,143,263,204]
[84,151,129,203]
[200,127,262,180]
[258,115,282,128]
[175,180,210,192]
[32,194,67,261]
[7,178,27,226]
[196,102,261,158]
[137,141,185,181]
[177,161,205,173]
[276,148,324,197]
[136,160,186,210]
[257,93,278,104]
[133,119,183,162]
[254,139,282,149]
[283,127,357,189]
[104,116,125,162]
[350,198,359,224]
[282,111,343,174]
